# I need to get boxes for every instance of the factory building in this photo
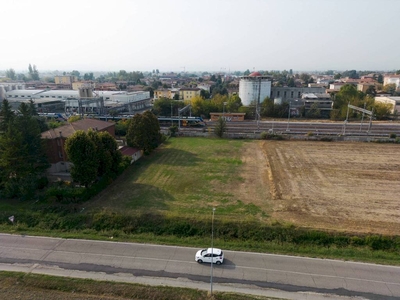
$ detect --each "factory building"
[3,88,151,114]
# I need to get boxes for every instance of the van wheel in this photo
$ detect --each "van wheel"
[197,260,203,264]
[216,261,221,265]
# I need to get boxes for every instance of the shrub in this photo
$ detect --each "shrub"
[169,125,178,137]
[45,186,86,203]
[389,133,397,139]
[366,235,395,251]
[319,137,333,142]
[260,132,284,140]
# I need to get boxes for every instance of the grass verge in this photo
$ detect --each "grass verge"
[0,271,279,300]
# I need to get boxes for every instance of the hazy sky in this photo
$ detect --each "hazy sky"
[2,0,400,73]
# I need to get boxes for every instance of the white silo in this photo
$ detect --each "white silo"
[239,72,272,106]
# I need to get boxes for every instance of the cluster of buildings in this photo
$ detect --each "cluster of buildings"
[238,72,400,115]
[1,71,400,118]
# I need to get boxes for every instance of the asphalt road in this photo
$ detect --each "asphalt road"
[0,234,399,300]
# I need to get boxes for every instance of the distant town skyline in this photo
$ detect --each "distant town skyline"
[2,0,400,73]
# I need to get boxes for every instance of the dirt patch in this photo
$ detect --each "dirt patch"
[238,140,400,235]
[234,141,271,208]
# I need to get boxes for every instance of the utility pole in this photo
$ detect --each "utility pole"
[286,102,291,131]
[210,207,216,296]
[256,77,261,130]
[343,102,350,135]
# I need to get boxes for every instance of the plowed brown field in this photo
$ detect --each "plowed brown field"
[241,140,400,235]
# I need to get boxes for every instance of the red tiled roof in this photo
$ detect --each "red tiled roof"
[119,146,140,156]
[41,119,114,139]
[249,72,262,77]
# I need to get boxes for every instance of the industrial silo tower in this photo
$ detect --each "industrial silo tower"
[238,72,272,106]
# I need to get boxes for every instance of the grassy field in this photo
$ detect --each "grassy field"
[87,137,265,221]
[0,272,276,300]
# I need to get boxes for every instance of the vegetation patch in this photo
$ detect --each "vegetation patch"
[0,272,273,300]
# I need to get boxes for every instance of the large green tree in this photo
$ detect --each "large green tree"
[0,102,49,198]
[214,116,227,138]
[15,103,49,174]
[5,68,16,80]
[28,64,40,80]
[65,130,98,187]
[65,129,122,185]
[226,94,242,113]
[152,98,184,116]
[126,111,161,154]
[382,83,396,95]
[98,131,122,177]
[0,100,15,132]
[373,102,393,120]
[332,84,366,120]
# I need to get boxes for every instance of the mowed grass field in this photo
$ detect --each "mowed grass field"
[88,137,268,222]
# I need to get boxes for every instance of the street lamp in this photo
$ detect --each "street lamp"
[210,207,216,296]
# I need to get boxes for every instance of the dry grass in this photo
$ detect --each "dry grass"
[261,141,400,235]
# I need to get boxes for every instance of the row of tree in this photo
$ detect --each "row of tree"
[5,64,40,81]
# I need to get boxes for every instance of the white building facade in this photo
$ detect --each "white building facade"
[239,72,272,106]
[383,75,400,89]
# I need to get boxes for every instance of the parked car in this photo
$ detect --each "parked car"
[195,248,224,265]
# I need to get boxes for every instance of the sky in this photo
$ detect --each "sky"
[1,0,400,73]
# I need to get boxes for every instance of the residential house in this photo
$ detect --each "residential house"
[119,146,142,164]
[383,75,400,89]
[41,119,115,175]
[154,88,173,100]
[54,75,77,86]
[179,88,201,100]
[374,96,400,114]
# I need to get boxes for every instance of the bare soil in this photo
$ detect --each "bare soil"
[239,140,400,235]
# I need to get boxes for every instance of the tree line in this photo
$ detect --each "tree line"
[0,100,49,199]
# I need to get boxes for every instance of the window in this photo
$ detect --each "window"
[298,92,301,97]
[277,91,280,97]
[291,91,294,98]
[284,91,287,97]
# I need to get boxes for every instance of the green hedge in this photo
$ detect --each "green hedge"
[1,209,399,253]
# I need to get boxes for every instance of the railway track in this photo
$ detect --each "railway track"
[164,120,400,137]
